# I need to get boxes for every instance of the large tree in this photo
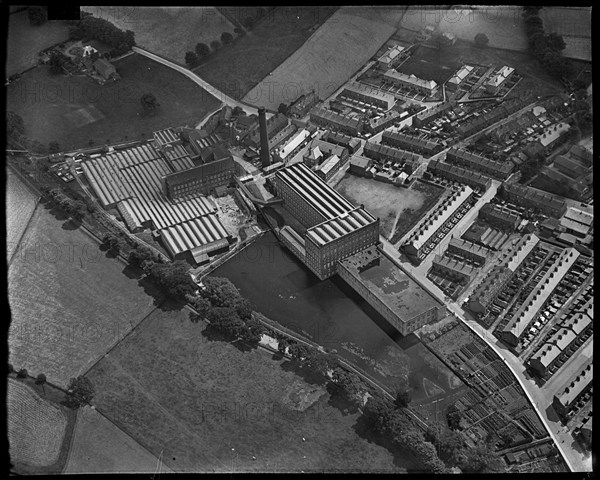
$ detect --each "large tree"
[195,42,210,59]
[201,276,241,308]
[210,40,221,52]
[64,376,95,409]
[140,93,160,113]
[185,51,199,68]
[221,32,233,45]
[474,33,489,48]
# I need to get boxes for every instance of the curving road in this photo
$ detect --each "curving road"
[132,47,272,126]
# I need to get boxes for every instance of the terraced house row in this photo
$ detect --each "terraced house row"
[363,141,421,173]
[446,147,514,180]
[381,130,443,157]
[427,159,492,191]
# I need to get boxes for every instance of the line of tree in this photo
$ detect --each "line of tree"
[41,186,88,222]
[69,13,135,57]
[522,7,573,79]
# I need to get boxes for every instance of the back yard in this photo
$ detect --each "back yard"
[194,6,338,103]
[86,303,420,472]
[6,53,221,150]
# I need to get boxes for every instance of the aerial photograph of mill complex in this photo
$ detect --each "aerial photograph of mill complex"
[6,4,593,474]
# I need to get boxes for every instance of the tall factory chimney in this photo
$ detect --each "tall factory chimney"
[258,106,271,168]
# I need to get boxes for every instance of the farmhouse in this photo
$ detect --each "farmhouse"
[93,58,118,81]
[382,70,438,95]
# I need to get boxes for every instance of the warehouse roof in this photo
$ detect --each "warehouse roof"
[306,207,376,246]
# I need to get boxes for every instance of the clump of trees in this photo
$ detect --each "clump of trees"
[221,32,233,45]
[185,51,200,68]
[140,93,160,114]
[210,40,221,52]
[69,13,135,57]
[147,260,197,300]
[42,186,88,222]
[63,376,95,409]
[523,7,573,79]
[102,233,122,256]
[474,33,489,48]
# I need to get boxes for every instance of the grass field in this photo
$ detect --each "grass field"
[86,303,419,472]
[539,7,591,61]
[7,10,70,76]
[81,6,236,65]
[65,406,173,473]
[6,53,221,150]
[194,6,338,103]
[336,174,438,240]
[8,379,68,468]
[8,203,159,387]
[6,169,39,261]
[241,6,407,109]
[401,6,528,51]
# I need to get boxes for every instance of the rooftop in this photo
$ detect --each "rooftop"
[383,70,438,90]
[338,246,441,322]
[306,206,376,246]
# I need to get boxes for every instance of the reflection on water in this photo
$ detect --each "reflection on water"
[213,232,462,400]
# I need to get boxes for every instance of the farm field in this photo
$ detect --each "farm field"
[397,44,461,85]
[242,6,407,110]
[6,53,221,150]
[65,406,173,473]
[8,203,159,388]
[7,9,70,76]
[194,6,338,103]
[86,303,419,473]
[81,6,235,65]
[400,6,528,51]
[336,174,439,240]
[8,379,68,470]
[6,168,39,262]
[539,7,591,61]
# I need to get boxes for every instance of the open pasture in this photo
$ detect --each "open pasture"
[6,53,221,150]
[86,303,417,472]
[8,204,158,388]
[242,6,406,110]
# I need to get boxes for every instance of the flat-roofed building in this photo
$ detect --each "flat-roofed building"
[428,160,492,191]
[337,246,443,335]
[552,359,593,419]
[273,162,379,279]
[309,107,363,136]
[479,202,521,231]
[467,265,513,315]
[501,182,567,218]
[528,301,593,378]
[277,128,311,160]
[403,186,473,260]
[383,69,438,95]
[485,66,514,94]
[500,247,580,347]
[431,255,478,284]
[382,130,443,157]
[340,82,396,110]
[447,237,492,264]
[446,147,514,180]
[377,44,406,70]
[446,65,474,90]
